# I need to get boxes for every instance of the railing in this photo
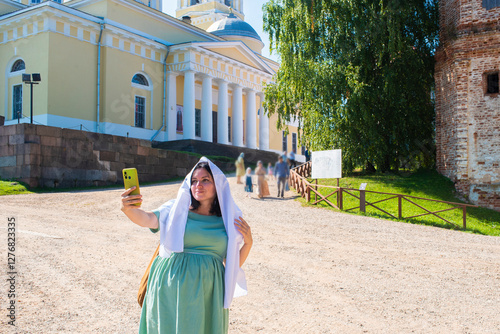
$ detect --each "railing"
[289,161,477,230]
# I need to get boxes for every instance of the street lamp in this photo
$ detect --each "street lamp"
[22,73,41,124]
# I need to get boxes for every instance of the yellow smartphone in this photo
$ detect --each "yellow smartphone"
[122,168,140,205]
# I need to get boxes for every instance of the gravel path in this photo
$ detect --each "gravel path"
[1,176,499,333]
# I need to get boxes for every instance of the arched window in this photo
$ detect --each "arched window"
[132,74,149,86]
[11,60,25,73]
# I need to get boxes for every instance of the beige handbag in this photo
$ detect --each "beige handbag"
[137,244,160,307]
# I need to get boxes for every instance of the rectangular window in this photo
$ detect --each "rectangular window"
[301,145,306,155]
[486,72,499,94]
[195,108,201,137]
[135,96,145,128]
[292,133,297,154]
[12,85,22,120]
[228,116,232,143]
[282,131,287,152]
[483,0,500,10]
[30,0,41,4]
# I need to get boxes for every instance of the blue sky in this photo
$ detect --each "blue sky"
[161,0,279,62]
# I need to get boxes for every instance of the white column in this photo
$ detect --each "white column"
[258,93,269,150]
[201,75,213,142]
[232,84,243,147]
[217,80,229,145]
[167,73,177,141]
[183,70,195,139]
[245,89,257,149]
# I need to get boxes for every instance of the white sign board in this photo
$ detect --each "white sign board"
[311,150,342,179]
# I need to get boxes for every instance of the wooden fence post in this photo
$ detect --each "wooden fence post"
[306,185,310,202]
[339,188,343,210]
[463,206,467,230]
[398,195,402,219]
[360,190,366,213]
[315,179,318,202]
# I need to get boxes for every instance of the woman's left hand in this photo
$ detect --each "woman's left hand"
[235,216,253,246]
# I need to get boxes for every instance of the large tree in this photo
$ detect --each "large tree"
[263,0,439,172]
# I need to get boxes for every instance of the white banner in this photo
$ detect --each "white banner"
[311,150,342,179]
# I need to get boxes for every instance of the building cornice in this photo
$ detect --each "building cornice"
[68,0,224,42]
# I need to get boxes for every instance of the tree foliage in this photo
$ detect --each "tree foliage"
[263,0,439,172]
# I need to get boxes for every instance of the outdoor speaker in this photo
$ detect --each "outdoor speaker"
[32,73,41,82]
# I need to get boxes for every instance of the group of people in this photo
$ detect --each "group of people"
[235,152,296,199]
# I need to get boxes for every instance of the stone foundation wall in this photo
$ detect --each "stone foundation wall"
[0,124,234,188]
[153,139,280,166]
[435,0,500,211]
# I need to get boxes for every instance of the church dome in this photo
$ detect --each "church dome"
[207,13,262,42]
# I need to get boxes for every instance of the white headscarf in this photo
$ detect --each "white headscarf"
[155,157,247,309]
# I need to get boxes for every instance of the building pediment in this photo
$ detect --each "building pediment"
[186,41,275,75]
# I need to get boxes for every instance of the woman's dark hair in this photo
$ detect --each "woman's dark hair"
[190,162,222,216]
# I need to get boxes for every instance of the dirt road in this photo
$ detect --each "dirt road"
[1,176,499,333]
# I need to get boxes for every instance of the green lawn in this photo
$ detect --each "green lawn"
[296,169,500,236]
[0,180,34,196]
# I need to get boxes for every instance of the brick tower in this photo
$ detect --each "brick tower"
[435,0,500,210]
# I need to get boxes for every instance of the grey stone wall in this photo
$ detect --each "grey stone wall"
[0,124,234,188]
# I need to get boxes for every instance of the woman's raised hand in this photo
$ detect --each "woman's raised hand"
[121,186,143,212]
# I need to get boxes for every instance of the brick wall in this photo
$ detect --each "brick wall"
[435,0,500,211]
[0,124,235,188]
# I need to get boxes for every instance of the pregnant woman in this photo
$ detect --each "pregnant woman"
[121,157,253,333]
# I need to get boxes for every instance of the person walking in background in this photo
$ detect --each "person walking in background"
[255,161,270,199]
[235,153,245,184]
[274,156,289,198]
[120,157,252,334]
[244,167,253,197]
[267,162,274,181]
[281,151,288,162]
[288,150,296,168]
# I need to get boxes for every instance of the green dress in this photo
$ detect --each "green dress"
[139,211,229,334]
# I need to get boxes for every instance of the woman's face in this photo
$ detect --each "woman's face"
[191,168,217,204]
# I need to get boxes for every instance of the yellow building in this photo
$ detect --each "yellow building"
[0,0,304,158]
